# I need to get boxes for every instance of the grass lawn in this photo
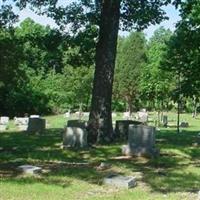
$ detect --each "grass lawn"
[0,112,200,200]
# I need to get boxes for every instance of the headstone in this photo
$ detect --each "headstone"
[75,111,83,119]
[14,117,29,125]
[17,165,42,175]
[103,174,136,189]
[0,116,9,125]
[137,111,148,123]
[63,120,88,148]
[162,115,168,127]
[180,121,189,128]
[64,111,71,118]
[83,112,90,118]
[27,118,46,134]
[123,112,131,120]
[115,120,143,140]
[141,108,146,112]
[0,116,9,131]
[122,124,158,157]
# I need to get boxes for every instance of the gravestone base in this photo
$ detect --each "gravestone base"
[103,174,136,189]
[122,144,159,158]
[63,127,87,148]
[18,125,28,131]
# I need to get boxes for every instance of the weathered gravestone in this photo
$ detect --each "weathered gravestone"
[162,115,168,127]
[63,120,88,148]
[180,121,189,128]
[115,120,143,140]
[64,111,71,118]
[27,118,46,134]
[103,174,136,189]
[137,111,148,123]
[14,117,29,131]
[0,116,9,131]
[123,112,131,120]
[122,124,159,157]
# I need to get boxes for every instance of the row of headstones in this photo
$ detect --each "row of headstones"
[159,115,189,128]
[63,109,149,123]
[0,115,46,133]
[63,119,158,157]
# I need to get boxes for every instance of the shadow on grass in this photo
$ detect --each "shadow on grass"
[0,128,123,188]
[0,128,200,193]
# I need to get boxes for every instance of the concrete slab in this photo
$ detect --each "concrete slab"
[18,165,42,175]
[103,174,136,189]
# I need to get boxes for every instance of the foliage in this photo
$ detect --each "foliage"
[114,32,147,112]
[162,1,200,100]
[140,27,174,110]
[0,19,94,116]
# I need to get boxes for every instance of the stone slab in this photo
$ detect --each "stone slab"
[103,174,136,189]
[18,165,42,174]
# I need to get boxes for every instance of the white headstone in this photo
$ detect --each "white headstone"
[83,112,90,118]
[123,112,131,120]
[0,116,9,125]
[14,117,29,125]
[64,112,70,118]
[75,111,83,119]
[137,111,148,123]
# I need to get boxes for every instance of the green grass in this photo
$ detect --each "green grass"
[0,113,200,200]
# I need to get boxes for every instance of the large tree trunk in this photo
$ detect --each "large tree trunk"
[88,0,121,144]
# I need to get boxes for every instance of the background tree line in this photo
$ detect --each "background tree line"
[1,16,199,117]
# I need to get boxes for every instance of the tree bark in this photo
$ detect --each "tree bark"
[88,0,121,144]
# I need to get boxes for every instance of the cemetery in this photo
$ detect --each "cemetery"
[0,112,200,200]
[1,0,200,199]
